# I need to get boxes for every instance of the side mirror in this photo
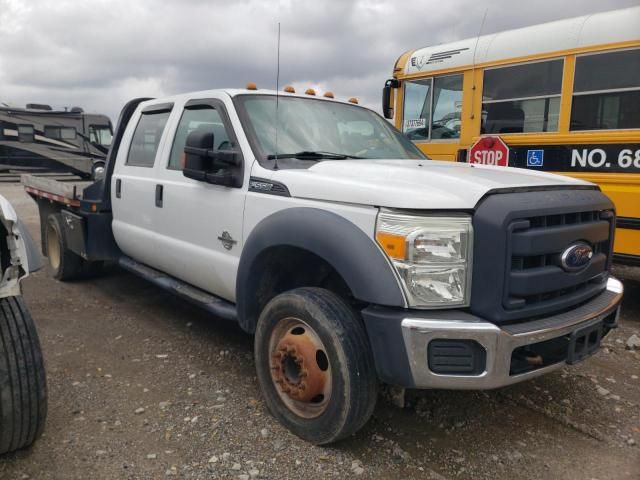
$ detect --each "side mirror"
[382,79,399,120]
[183,129,242,187]
[183,129,213,181]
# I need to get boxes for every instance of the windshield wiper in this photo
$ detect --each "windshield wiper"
[267,151,363,160]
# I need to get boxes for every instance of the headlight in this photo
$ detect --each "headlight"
[376,210,473,308]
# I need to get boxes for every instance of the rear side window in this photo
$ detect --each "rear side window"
[126,111,171,167]
[168,107,229,170]
[571,48,640,130]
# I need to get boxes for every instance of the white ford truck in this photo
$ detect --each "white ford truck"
[23,86,623,444]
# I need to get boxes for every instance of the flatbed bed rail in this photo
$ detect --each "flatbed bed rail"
[21,174,92,208]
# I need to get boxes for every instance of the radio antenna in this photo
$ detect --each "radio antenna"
[273,22,281,170]
[470,8,488,121]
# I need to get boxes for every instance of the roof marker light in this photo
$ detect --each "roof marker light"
[323,91,334,98]
[246,82,258,90]
[284,85,295,93]
[305,88,316,96]
[348,97,359,104]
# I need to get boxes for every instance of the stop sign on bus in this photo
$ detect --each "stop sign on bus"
[469,136,509,167]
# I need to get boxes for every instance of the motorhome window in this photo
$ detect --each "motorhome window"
[60,127,76,139]
[44,126,76,140]
[402,75,463,141]
[482,59,563,133]
[88,125,113,146]
[168,107,229,170]
[571,48,640,130]
[126,111,170,167]
[17,125,34,142]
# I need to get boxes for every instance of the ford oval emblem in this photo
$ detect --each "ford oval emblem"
[561,242,593,272]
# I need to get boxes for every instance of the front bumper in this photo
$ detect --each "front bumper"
[362,277,623,390]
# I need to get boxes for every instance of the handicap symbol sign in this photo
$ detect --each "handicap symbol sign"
[527,149,544,167]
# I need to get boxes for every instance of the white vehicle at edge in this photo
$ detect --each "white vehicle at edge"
[25,87,623,444]
[0,194,46,454]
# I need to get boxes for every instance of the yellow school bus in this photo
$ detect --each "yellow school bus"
[383,7,640,264]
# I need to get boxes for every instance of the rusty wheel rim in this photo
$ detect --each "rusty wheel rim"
[268,317,332,419]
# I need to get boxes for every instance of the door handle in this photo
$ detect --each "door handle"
[155,184,163,207]
[115,178,122,198]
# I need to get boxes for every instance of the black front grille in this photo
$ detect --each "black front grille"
[506,210,612,314]
[471,188,615,324]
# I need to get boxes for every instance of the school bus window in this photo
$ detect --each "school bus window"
[431,75,463,140]
[403,79,431,140]
[403,74,463,141]
[482,59,563,134]
[571,48,640,131]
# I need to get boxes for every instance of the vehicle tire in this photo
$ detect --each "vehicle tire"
[0,296,47,454]
[45,213,83,281]
[255,287,378,444]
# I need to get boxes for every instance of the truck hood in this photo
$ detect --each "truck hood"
[270,159,592,210]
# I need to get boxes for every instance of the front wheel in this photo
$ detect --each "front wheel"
[255,287,378,444]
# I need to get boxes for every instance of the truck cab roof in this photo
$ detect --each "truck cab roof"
[138,88,359,107]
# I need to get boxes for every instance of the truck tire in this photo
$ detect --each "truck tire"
[0,296,47,454]
[255,287,378,444]
[45,213,83,281]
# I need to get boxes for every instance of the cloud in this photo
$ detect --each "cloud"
[1,0,637,121]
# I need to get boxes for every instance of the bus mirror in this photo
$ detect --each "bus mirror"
[382,79,399,120]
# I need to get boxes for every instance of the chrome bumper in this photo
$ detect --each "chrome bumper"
[400,277,623,390]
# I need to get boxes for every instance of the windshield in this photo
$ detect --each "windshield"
[88,124,113,147]
[235,95,426,167]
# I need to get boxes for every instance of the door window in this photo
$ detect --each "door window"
[402,74,462,140]
[571,48,640,130]
[168,106,230,170]
[402,79,431,140]
[126,111,170,167]
[482,59,563,133]
[431,75,463,140]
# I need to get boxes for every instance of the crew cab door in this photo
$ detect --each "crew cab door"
[111,103,173,267]
[150,96,245,302]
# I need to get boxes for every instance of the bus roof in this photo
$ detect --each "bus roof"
[399,6,640,76]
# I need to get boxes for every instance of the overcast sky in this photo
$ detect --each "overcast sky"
[1,0,637,123]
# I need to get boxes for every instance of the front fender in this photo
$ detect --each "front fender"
[0,194,43,297]
[236,207,405,332]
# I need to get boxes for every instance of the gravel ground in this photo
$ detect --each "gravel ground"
[0,183,638,480]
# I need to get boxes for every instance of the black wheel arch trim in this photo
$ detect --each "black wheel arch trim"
[236,207,406,333]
